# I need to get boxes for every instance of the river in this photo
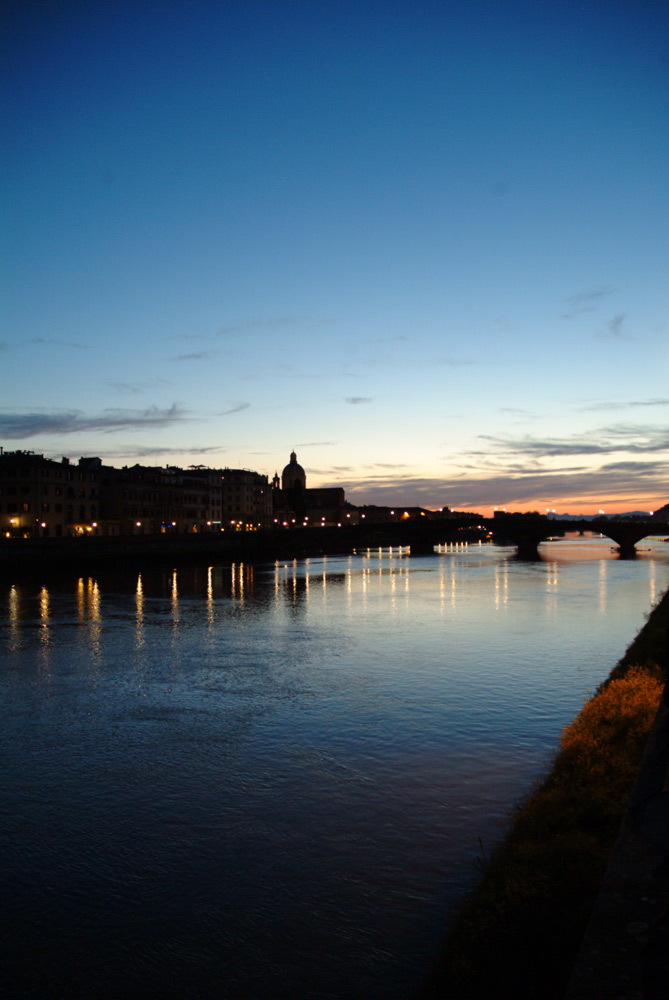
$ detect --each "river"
[2,535,668,999]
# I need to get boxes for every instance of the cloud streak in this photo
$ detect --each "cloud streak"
[105,378,172,394]
[0,404,190,439]
[600,312,628,340]
[2,337,90,350]
[170,351,217,362]
[479,424,669,458]
[560,286,617,321]
[215,403,250,416]
[581,398,669,412]
[341,460,669,511]
[90,444,224,461]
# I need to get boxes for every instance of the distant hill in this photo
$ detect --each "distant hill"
[547,510,661,521]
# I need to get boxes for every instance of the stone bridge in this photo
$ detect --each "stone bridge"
[489,515,669,559]
[244,516,669,561]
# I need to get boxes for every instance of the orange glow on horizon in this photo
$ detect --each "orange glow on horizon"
[431,496,664,518]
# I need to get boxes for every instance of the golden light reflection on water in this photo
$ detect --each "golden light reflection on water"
[206,566,214,628]
[135,574,145,647]
[8,585,20,650]
[438,562,449,616]
[544,562,559,617]
[361,563,369,606]
[37,585,52,676]
[89,579,100,620]
[76,578,85,621]
[599,559,608,615]
[39,585,50,644]
[88,579,102,659]
[171,570,179,634]
[272,558,310,609]
[649,559,657,607]
[494,561,509,610]
[230,562,247,604]
[75,577,102,657]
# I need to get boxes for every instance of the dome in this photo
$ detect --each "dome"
[281,451,306,491]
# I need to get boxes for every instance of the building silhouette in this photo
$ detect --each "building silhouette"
[271,450,355,527]
[0,451,271,537]
[1,448,448,538]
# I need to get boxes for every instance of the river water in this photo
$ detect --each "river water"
[2,536,668,999]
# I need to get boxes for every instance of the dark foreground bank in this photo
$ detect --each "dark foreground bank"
[416,585,669,1000]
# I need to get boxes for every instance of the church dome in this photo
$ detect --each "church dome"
[281,450,306,491]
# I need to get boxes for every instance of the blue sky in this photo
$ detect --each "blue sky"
[2,0,668,513]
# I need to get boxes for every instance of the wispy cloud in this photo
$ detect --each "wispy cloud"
[0,404,190,439]
[105,378,172,395]
[341,460,669,511]
[295,441,337,447]
[560,286,617,320]
[560,306,597,321]
[479,424,669,459]
[215,402,250,416]
[3,337,90,350]
[581,398,669,412]
[569,287,617,303]
[345,396,373,405]
[29,337,90,349]
[170,351,217,362]
[90,444,223,461]
[600,312,628,339]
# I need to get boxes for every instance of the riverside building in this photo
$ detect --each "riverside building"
[0,451,100,537]
[0,451,272,537]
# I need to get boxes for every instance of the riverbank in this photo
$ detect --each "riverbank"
[416,584,669,1000]
[0,526,368,576]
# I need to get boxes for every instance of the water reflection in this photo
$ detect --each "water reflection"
[650,558,657,607]
[76,577,85,621]
[39,585,50,644]
[171,569,179,634]
[8,584,20,650]
[545,561,559,590]
[75,577,102,658]
[206,565,214,628]
[2,541,668,1000]
[494,560,509,610]
[135,573,144,647]
[599,559,608,615]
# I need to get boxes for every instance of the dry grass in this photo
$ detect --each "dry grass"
[417,588,668,1000]
[561,666,663,771]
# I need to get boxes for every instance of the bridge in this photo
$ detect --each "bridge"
[1,516,666,570]
[487,515,669,559]
[240,515,669,562]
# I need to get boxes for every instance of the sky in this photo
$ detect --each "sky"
[2,0,668,515]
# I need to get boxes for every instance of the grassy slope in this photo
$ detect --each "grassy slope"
[417,585,669,1000]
